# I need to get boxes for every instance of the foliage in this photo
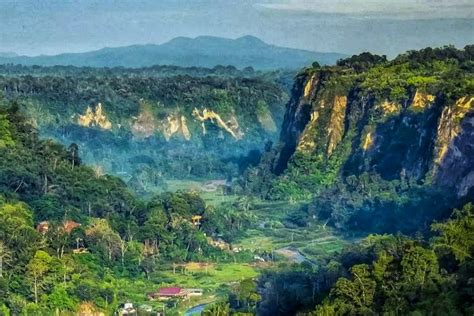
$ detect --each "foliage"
[256,206,474,315]
[247,45,473,236]
[0,65,290,186]
[202,301,231,316]
[309,172,456,233]
[0,105,256,314]
[431,203,474,263]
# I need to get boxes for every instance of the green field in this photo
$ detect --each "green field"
[234,200,350,262]
[113,262,259,315]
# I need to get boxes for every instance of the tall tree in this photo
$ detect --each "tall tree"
[27,250,52,304]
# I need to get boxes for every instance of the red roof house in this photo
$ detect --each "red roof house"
[36,220,81,235]
[63,220,81,233]
[147,287,186,300]
[159,287,183,297]
[37,221,50,234]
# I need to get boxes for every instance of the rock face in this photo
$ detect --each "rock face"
[192,108,244,140]
[0,64,290,182]
[77,103,112,130]
[273,68,474,197]
[326,96,348,156]
[432,97,474,196]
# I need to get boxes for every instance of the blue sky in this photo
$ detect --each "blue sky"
[1,0,473,57]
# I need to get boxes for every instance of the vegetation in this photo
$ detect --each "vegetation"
[210,204,473,315]
[0,103,261,314]
[244,45,474,233]
[0,45,472,315]
[0,65,291,192]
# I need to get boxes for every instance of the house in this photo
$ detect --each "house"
[191,215,202,226]
[147,287,186,300]
[63,220,81,233]
[36,220,81,235]
[206,237,230,250]
[147,287,204,301]
[183,288,203,297]
[232,247,243,253]
[36,221,50,234]
[118,302,137,316]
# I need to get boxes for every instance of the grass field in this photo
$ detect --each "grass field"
[234,200,349,262]
[115,262,259,315]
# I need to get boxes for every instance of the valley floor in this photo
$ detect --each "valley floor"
[132,179,357,315]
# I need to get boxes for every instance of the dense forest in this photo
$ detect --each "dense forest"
[0,65,292,193]
[254,203,474,315]
[244,45,474,233]
[0,102,261,315]
[0,45,472,316]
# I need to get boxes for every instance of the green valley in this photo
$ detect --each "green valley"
[0,44,473,316]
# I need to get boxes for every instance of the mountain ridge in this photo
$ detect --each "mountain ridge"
[0,35,346,70]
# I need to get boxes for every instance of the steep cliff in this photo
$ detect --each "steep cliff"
[267,46,474,199]
[0,66,289,185]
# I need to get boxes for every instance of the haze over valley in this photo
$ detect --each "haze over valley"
[0,1,473,315]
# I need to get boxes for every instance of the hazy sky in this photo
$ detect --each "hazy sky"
[1,0,473,57]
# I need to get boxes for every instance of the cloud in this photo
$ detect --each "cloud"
[255,0,474,19]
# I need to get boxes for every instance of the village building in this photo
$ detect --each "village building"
[206,237,230,250]
[147,287,203,300]
[184,288,203,297]
[36,221,50,234]
[147,287,185,301]
[36,220,81,234]
[118,302,137,316]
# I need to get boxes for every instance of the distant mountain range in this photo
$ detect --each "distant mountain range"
[0,36,346,70]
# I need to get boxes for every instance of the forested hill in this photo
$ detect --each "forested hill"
[0,103,255,315]
[244,45,474,232]
[0,35,346,70]
[0,65,290,190]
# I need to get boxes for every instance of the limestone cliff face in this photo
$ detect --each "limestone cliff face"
[162,114,192,141]
[326,96,348,156]
[411,91,435,111]
[81,100,251,143]
[274,67,474,197]
[132,106,246,141]
[77,103,112,129]
[275,70,353,174]
[274,73,317,173]
[192,108,244,140]
[432,97,474,196]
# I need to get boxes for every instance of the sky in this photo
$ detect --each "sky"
[0,0,473,57]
